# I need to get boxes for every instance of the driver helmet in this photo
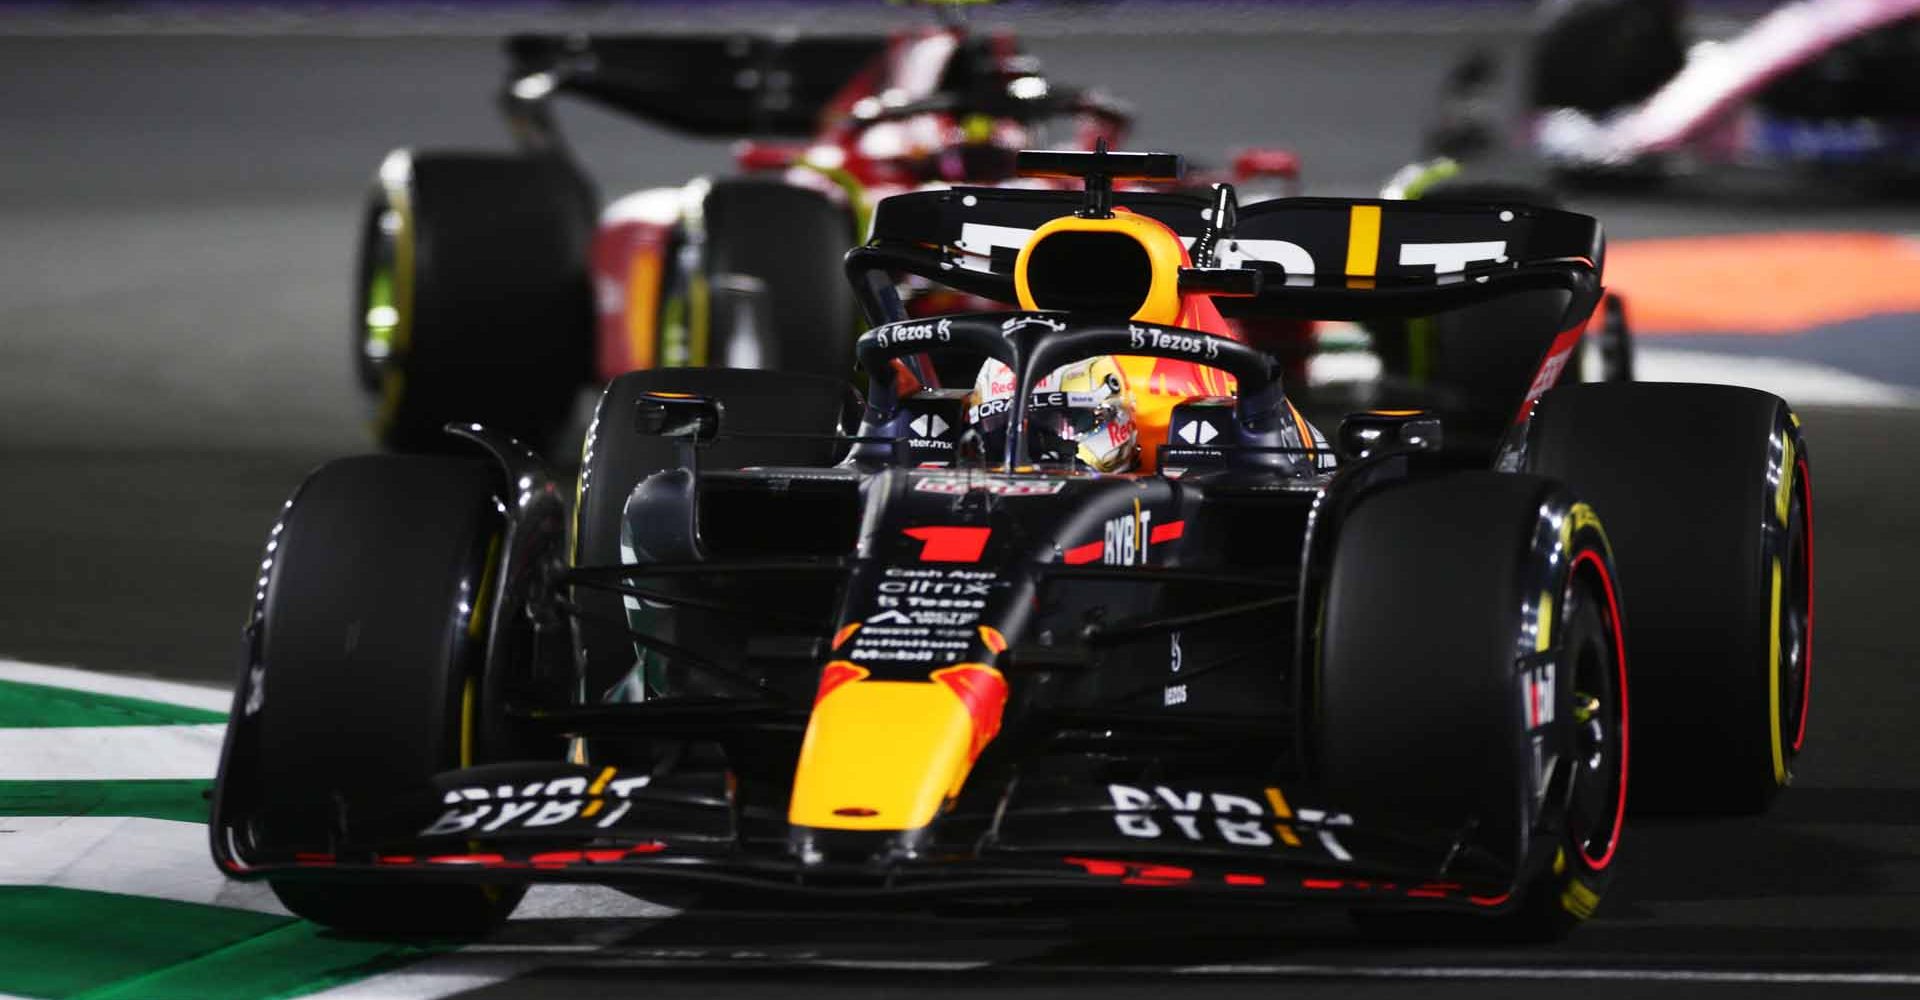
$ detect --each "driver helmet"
[967,356,1138,472]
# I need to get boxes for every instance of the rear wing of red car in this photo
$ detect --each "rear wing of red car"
[850,185,1605,326]
[504,33,891,138]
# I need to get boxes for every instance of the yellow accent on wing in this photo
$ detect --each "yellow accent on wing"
[1263,786,1303,848]
[788,679,979,831]
[1345,204,1382,288]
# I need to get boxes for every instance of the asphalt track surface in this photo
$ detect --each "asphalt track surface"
[3,14,1919,998]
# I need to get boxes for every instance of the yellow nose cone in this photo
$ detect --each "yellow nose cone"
[788,664,1006,831]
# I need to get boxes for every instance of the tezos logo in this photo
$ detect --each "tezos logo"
[1129,324,1219,360]
[876,317,952,348]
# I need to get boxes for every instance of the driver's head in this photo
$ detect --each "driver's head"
[967,356,1139,472]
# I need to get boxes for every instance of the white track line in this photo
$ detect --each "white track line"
[514,886,680,921]
[0,816,287,915]
[0,724,224,780]
[1175,963,1920,984]
[0,658,231,713]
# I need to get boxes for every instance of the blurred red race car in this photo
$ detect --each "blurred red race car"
[353,12,1301,451]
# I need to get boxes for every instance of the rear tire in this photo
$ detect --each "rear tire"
[356,150,594,454]
[242,454,524,935]
[1524,382,1811,814]
[1320,472,1627,940]
[699,180,858,380]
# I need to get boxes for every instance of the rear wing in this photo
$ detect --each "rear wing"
[504,33,890,138]
[849,186,1605,325]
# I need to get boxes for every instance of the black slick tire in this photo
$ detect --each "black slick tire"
[355,150,594,454]
[698,180,858,380]
[243,454,524,935]
[1524,382,1812,815]
[1319,471,1628,941]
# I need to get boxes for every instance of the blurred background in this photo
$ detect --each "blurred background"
[11,0,1920,679]
[8,0,1920,717]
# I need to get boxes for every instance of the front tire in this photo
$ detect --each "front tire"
[1319,472,1628,940]
[232,455,525,935]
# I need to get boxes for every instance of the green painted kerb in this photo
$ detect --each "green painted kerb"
[0,680,225,729]
[0,887,446,1000]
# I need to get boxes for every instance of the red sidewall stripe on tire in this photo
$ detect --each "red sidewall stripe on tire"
[1572,548,1629,873]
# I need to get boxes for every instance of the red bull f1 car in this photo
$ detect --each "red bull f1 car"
[221,147,1813,942]
[352,11,1299,452]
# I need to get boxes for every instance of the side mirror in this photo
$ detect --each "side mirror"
[635,392,723,442]
[1337,410,1443,461]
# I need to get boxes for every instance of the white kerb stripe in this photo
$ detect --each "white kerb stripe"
[0,816,287,915]
[0,724,225,780]
[0,658,232,713]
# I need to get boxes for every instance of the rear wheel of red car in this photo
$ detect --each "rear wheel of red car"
[1318,471,1627,940]
[228,455,525,935]
[355,150,594,454]
[699,180,859,381]
[1524,382,1812,814]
